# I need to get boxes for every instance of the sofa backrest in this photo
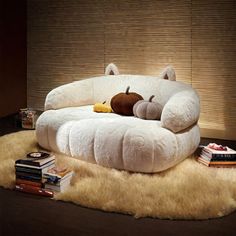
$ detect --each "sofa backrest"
[93,75,193,105]
[45,75,194,111]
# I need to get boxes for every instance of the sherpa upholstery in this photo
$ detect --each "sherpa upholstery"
[36,70,200,173]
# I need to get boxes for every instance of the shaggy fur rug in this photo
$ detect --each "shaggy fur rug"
[1,131,236,220]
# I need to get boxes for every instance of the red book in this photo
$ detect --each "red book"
[15,178,43,188]
[15,184,53,197]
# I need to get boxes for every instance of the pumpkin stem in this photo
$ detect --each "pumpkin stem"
[125,86,130,94]
[149,95,155,102]
[102,101,106,104]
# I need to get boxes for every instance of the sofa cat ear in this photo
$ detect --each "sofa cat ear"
[159,65,176,81]
[105,63,119,75]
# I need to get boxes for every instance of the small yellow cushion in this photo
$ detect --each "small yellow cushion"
[93,102,112,113]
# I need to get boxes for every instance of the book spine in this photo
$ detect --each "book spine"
[208,161,236,165]
[15,160,41,167]
[16,170,42,178]
[43,172,73,184]
[15,184,53,197]
[203,147,236,157]
[15,178,43,188]
[199,156,236,164]
[16,174,42,182]
[209,164,236,168]
[43,175,61,184]
[201,150,236,161]
[15,157,55,167]
[15,161,55,170]
[199,155,211,162]
[44,174,73,186]
[15,163,56,175]
[44,184,61,192]
[211,154,236,161]
[197,157,210,166]
[15,166,42,175]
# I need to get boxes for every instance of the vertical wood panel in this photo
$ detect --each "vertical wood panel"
[27,0,236,140]
[104,0,191,83]
[27,0,104,109]
[192,0,236,140]
[28,0,192,111]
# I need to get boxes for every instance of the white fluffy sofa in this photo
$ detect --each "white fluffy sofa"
[36,66,200,173]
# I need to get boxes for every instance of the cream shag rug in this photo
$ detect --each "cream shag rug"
[1,131,236,220]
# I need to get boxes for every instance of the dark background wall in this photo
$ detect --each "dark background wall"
[0,0,27,118]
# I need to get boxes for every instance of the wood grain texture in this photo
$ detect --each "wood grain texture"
[104,0,191,82]
[27,0,236,139]
[27,0,191,110]
[192,0,236,140]
[27,0,104,109]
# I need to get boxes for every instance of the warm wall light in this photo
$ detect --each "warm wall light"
[27,1,236,140]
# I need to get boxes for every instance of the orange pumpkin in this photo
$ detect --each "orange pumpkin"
[111,86,143,116]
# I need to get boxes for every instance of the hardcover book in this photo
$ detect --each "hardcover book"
[15,160,55,169]
[44,177,72,192]
[16,173,42,181]
[201,150,236,161]
[15,184,53,197]
[43,166,73,184]
[15,161,55,175]
[203,144,236,157]
[15,152,55,167]
[15,178,43,188]
[198,156,236,168]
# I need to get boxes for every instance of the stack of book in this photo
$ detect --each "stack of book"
[43,166,73,193]
[198,143,236,167]
[15,151,55,197]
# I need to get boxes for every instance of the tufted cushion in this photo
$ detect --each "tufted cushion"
[36,106,200,173]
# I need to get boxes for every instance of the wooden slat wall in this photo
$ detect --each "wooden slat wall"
[27,0,104,109]
[104,0,191,81]
[192,0,236,140]
[27,0,236,140]
[27,0,191,110]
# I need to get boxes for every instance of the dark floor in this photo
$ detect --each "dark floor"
[1,113,236,236]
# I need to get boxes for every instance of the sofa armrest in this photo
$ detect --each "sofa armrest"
[45,79,94,110]
[161,90,200,133]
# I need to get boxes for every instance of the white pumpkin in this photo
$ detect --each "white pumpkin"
[133,95,163,120]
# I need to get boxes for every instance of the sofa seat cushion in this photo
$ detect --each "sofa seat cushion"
[36,106,200,173]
